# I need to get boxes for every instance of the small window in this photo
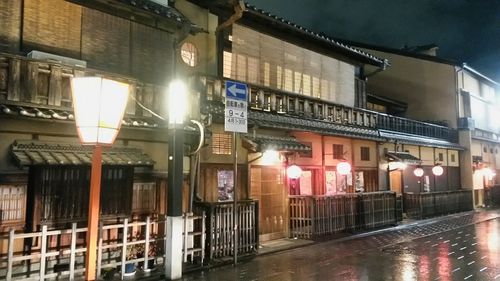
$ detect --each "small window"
[483,147,487,153]
[299,142,313,158]
[360,147,370,161]
[132,182,156,213]
[451,154,456,162]
[180,42,198,67]
[496,149,498,154]
[212,133,232,155]
[333,144,344,159]
[438,153,444,162]
[0,185,26,223]
[490,148,494,154]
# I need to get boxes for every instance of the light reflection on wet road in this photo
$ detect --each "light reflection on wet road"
[182,213,500,281]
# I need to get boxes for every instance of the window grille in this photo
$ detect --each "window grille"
[132,182,156,213]
[0,185,26,223]
[212,133,232,155]
[361,147,370,161]
[225,24,354,100]
[333,144,344,159]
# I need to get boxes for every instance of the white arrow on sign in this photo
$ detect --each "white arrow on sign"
[227,84,246,97]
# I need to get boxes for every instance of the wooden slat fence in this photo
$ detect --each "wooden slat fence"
[404,190,473,219]
[0,213,204,280]
[195,200,258,260]
[289,192,397,240]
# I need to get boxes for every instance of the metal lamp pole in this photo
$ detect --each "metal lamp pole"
[165,80,188,280]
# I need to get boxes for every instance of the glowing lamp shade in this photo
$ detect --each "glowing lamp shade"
[484,168,496,180]
[337,161,352,175]
[287,165,302,179]
[432,165,444,176]
[262,150,280,165]
[413,167,424,177]
[168,79,188,125]
[71,77,129,145]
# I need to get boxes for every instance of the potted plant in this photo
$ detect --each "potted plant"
[145,238,159,271]
[124,243,143,276]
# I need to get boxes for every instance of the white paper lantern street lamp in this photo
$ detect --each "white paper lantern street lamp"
[71,76,129,281]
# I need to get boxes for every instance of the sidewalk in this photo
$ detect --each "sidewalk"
[118,208,500,280]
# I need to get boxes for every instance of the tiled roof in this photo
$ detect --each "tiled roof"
[118,0,188,23]
[379,130,464,150]
[204,103,382,141]
[0,103,161,128]
[11,140,154,167]
[386,152,421,164]
[243,135,311,153]
[243,4,389,68]
[204,103,463,148]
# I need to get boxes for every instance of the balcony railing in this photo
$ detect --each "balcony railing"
[289,192,397,240]
[0,52,163,119]
[196,75,459,142]
[404,190,473,219]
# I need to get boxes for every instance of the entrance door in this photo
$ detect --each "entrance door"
[250,167,286,241]
[390,170,403,194]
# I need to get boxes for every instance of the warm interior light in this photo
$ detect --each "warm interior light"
[432,164,444,176]
[337,161,352,175]
[388,161,407,171]
[262,150,280,164]
[413,166,424,177]
[287,164,302,179]
[168,79,188,125]
[484,168,496,180]
[71,77,129,145]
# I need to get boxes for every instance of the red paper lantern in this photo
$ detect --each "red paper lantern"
[287,165,302,179]
[413,167,424,177]
[432,165,444,176]
[337,161,351,175]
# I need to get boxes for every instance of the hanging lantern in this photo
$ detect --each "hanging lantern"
[287,164,302,179]
[337,161,352,175]
[432,164,444,176]
[484,168,496,181]
[262,150,280,164]
[413,166,424,177]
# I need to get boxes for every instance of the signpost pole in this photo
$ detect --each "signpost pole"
[224,80,247,267]
[233,132,238,266]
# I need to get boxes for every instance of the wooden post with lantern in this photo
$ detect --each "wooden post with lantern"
[70,77,129,281]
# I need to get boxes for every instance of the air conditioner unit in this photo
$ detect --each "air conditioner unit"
[458,117,475,130]
[149,0,169,7]
[27,50,87,68]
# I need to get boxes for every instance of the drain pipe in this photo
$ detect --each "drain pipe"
[216,0,245,32]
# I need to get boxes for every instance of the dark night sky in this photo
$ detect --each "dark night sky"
[246,0,500,82]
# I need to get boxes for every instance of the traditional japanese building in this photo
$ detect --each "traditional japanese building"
[0,0,475,279]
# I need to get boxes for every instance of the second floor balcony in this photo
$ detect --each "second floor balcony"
[0,52,460,146]
[196,75,459,145]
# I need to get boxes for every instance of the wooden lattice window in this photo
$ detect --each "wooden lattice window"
[212,133,232,155]
[360,147,370,161]
[132,182,156,213]
[32,166,133,222]
[333,144,344,159]
[0,185,26,223]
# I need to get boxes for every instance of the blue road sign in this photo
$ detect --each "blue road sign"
[225,81,248,101]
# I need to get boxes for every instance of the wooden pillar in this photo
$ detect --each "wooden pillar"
[85,145,102,281]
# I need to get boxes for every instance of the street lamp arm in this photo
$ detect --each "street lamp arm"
[189,119,205,155]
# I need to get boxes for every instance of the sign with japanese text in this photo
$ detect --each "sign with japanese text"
[225,80,248,133]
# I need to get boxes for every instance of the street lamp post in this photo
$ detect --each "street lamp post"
[165,80,188,280]
[70,77,129,281]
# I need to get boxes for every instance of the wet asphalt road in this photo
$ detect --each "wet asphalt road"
[182,211,500,281]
